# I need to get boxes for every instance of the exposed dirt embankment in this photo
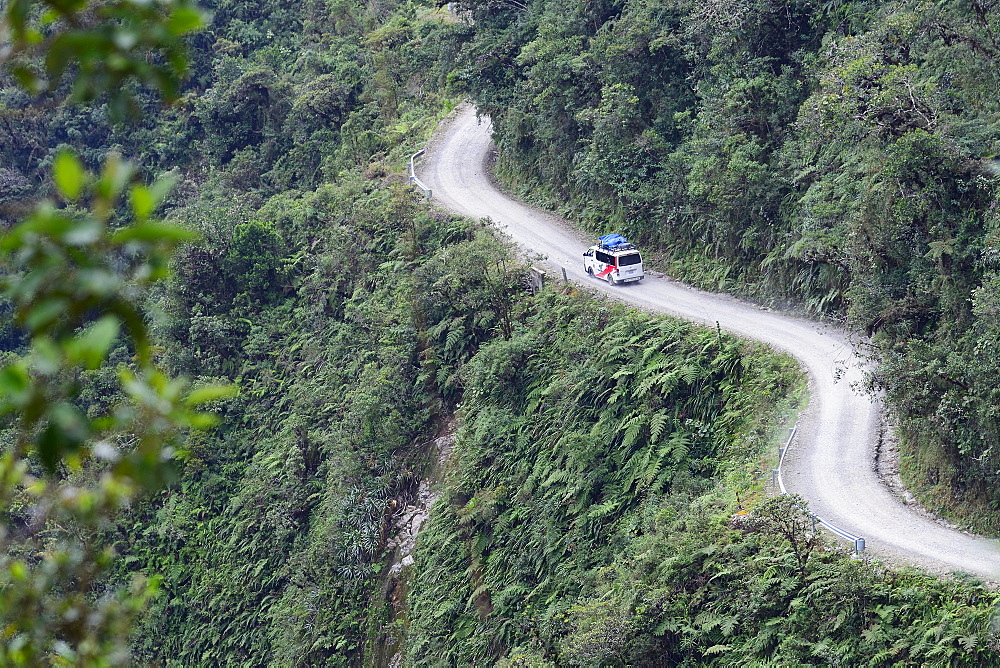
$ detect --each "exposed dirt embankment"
[379,425,455,667]
[386,429,454,577]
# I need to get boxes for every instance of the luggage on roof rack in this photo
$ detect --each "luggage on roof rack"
[598,233,633,251]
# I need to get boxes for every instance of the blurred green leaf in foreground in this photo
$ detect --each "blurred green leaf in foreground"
[0,148,234,665]
[0,0,218,662]
[2,0,208,119]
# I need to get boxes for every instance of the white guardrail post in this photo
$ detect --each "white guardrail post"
[776,424,866,554]
[409,149,432,199]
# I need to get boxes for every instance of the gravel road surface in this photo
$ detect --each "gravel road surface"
[417,104,1000,580]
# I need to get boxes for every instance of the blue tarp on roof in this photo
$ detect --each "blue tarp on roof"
[599,233,629,249]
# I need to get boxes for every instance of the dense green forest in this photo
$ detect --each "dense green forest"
[453,0,1000,531]
[3,0,1000,665]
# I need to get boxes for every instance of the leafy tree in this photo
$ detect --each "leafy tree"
[2,0,206,119]
[0,151,232,664]
[196,66,291,164]
[223,220,285,303]
[0,0,223,662]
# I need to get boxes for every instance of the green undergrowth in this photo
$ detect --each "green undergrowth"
[100,170,527,664]
[7,0,1000,662]
[898,429,1000,536]
[453,0,1000,525]
[402,289,1000,665]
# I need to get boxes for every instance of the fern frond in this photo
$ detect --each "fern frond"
[679,364,701,385]
[650,409,671,442]
[703,644,732,656]
[622,413,645,449]
[669,431,691,462]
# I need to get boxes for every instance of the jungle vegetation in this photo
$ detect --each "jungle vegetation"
[1,0,1000,665]
[452,0,1000,532]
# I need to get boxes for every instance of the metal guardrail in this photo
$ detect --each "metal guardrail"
[409,149,432,199]
[774,425,866,554]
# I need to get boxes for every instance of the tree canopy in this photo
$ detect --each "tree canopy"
[3,0,1000,664]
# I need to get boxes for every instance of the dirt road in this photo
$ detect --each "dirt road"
[418,104,1000,579]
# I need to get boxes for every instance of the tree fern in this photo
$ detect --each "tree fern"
[679,363,703,386]
[524,379,548,414]
[640,444,674,489]
[586,498,623,521]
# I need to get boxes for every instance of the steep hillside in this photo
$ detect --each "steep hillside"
[450,0,1000,532]
[3,0,1000,665]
